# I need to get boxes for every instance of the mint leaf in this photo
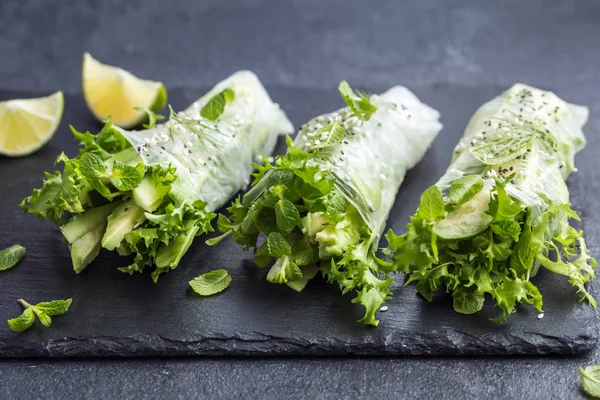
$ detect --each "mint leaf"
[580,365,600,398]
[7,307,35,332]
[189,269,232,296]
[491,220,521,241]
[338,81,377,121]
[274,199,300,234]
[200,88,235,121]
[418,185,445,221]
[33,309,52,327]
[254,241,272,268]
[448,175,483,206]
[0,244,26,271]
[312,122,346,150]
[110,162,144,190]
[79,152,106,178]
[267,232,291,258]
[35,298,72,316]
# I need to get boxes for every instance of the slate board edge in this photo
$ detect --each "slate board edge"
[1,329,596,358]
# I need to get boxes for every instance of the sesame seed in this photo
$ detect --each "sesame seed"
[380,306,389,312]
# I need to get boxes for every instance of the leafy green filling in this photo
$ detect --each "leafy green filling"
[209,136,392,326]
[20,121,215,280]
[384,175,596,322]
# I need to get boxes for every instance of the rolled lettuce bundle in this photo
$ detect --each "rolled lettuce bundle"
[21,71,293,280]
[211,82,442,325]
[385,83,596,321]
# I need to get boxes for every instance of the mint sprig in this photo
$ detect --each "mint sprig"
[7,298,72,332]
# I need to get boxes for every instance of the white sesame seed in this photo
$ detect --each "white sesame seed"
[380,306,389,312]
[537,313,544,319]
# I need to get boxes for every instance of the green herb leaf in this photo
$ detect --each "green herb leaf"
[79,152,106,178]
[35,298,73,316]
[418,185,445,221]
[338,81,377,121]
[452,290,485,314]
[580,365,600,398]
[274,199,300,234]
[312,121,346,150]
[33,309,52,327]
[7,307,35,332]
[200,88,235,121]
[448,175,483,206]
[136,107,165,129]
[254,241,272,268]
[0,244,26,271]
[110,162,144,190]
[266,232,291,258]
[189,269,232,296]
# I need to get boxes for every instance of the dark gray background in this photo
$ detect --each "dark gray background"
[1,0,600,398]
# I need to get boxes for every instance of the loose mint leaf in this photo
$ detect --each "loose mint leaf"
[491,220,521,241]
[110,162,144,190]
[453,290,485,314]
[448,174,483,206]
[35,298,72,316]
[580,365,600,399]
[200,88,235,121]
[79,152,106,178]
[312,121,346,150]
[418,185,445,221]
[0,244,26,271]
[275,199,300,235]
[267,232,291,258]
[7,307,35,332]
[189,269,232,296]
[338,81,377,121]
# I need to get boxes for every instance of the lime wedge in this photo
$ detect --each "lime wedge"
[82,52,167,129]
[0,91,64,157]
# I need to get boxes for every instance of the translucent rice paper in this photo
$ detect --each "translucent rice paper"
[121,71,293,210]
[294,86,443,243]
[436,83,589,216]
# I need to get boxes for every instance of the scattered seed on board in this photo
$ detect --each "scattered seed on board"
[537,313,544,319]
[379,306,389,312]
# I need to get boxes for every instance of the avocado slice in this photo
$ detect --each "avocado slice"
[60,202,120,244]
[102,201,146,250]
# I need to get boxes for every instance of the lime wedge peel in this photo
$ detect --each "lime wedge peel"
[82,52,167,129]
[0,91,64,157]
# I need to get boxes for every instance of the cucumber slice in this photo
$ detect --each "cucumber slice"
[434,189,492,240]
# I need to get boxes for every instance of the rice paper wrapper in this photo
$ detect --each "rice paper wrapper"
[121,71,293,211]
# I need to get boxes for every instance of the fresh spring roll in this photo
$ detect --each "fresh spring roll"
[385,83,596,321]
[210,82,442,325]
[21,71,293,280]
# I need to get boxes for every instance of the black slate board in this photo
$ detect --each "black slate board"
[0,83,598,357]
